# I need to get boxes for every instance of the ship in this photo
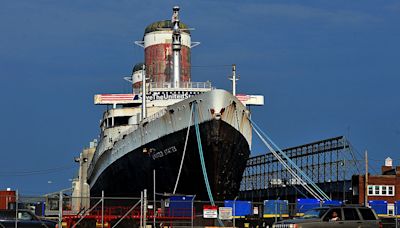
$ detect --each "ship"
[72,6,263,205]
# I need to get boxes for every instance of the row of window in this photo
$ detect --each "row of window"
[368,185,395,196]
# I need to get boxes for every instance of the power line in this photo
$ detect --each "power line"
[0,165,75,177]
[191,64,232,68]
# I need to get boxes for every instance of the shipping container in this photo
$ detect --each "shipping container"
[224,200,252,217]
[168,195,194,217]
[0,190,16,210]
[263,200,289,218]
[368,200,388,216]
[322,200,342,207]
[296,198,320,216]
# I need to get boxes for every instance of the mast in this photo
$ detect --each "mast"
[141,64,147,120]
[229,64,239,96]
[172,6,181,88]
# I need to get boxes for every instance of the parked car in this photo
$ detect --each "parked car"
[273,205,382,228]
[0,210,57,228]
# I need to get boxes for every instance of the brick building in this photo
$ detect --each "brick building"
[352,157,400,215]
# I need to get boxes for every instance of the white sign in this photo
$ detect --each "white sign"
[94,91,204,105]
[203,205,218,219]
[253,206,259,215]
[147,91,202,101]
[219,207,233,220]
[236,94,264,106]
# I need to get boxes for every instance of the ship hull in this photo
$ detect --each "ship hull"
[90,118,250,200]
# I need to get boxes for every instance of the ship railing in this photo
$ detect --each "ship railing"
[148,81,212,89]
[145,108,167,122]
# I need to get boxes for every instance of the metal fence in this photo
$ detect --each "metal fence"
[1,193,400,228]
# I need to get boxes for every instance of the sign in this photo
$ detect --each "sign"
[203,205,218,218]
[94,94,139,105]
[94,91,204,105]
[147,91,202,101]
[219,207,233,220]
[253,206,259,215]
[236,94,264,106]
[94,92,264,106]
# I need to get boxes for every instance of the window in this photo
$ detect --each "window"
[388,186,394,195]
[368,186,373,195]
[302,208,329,219]
[382,186,387,195]
[323,209,342,221]
[359,208,377,220]
[374,186,380,195]
[18,212,32,221]
[343,208,360,220]
[368,185,395,196]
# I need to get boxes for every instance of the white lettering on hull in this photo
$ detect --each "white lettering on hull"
[151,146,178,160]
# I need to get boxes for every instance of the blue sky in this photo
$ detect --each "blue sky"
[0,0,399,195]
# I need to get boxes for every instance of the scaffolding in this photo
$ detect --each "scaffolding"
[240,136,362,202]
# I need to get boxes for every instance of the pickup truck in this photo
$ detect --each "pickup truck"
[273,206,382,228]
[0,210,57,228]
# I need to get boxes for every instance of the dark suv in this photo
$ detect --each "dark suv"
[0,210,57,228]
[273,206,382,228]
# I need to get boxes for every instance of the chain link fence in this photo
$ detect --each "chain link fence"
[1,192,400,228]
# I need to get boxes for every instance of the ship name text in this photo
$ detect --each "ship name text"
[152,146,178,160]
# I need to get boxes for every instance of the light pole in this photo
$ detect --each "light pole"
[233,196,238,228]
[153,169,156,228]
[340,160,346,203]
[191,195,196,228]
[15,190,18,228]
[58,191,63,228]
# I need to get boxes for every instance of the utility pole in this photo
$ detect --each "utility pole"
[365,150,368,207]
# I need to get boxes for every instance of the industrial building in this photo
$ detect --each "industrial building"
[239,136,400,217]
[239,136,361,203]
[352,157,400,215]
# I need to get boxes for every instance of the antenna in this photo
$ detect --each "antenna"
[229,64,239,96]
